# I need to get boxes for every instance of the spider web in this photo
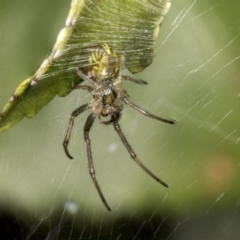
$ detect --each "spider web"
[0,0,239,239]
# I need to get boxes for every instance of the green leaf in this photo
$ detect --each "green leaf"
[0,0,171,132]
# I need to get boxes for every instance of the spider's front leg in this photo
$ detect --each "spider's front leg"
[84,113,111,211]
[63,103,90,159]
[113,120,168,188]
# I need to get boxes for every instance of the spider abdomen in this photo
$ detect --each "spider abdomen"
[88,43,120,83]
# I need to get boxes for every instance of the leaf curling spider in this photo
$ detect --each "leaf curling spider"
[63,43,175,211]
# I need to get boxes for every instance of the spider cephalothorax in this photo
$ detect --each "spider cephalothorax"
[63,43,175,211]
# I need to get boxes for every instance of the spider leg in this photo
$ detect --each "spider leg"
[122,97,175,124]
[122,75,148,85]
[77,69,95,85]
[113,121,168,188]
[84,113,111,211]
[73,85,94,92]
[63,103,90,159]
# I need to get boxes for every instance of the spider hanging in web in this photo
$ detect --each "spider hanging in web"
[63,43,175,211]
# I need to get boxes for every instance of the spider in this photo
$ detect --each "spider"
[63,43,175,211]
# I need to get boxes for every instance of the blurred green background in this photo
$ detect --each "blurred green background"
[0,0,239,239]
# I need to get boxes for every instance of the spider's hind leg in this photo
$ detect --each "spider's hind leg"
[73,85,94,92]
[122,75,148,85]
